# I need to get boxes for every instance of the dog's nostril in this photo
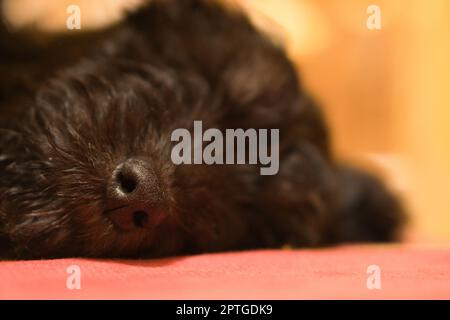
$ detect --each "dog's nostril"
[117,170,137,194]
[132,211,148,228]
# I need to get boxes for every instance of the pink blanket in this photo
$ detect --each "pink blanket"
[1,244,449,299]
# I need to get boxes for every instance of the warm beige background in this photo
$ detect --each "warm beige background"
[3,0,450,241]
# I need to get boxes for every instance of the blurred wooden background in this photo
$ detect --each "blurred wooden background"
[2,0,450,242]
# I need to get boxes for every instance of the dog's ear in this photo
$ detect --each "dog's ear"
[0,2,121,122]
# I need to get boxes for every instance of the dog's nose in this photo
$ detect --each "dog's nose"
[104,159,167,231]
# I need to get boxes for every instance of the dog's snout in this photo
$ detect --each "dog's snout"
[104,159,167,231]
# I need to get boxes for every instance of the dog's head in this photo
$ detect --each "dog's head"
[0,60,251,258]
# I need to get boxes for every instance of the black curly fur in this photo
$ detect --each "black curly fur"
[0,0,406,259]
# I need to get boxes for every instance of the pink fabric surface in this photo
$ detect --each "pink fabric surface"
[1,244,449,299]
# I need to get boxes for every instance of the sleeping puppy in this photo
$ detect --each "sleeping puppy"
[0,0,405,259]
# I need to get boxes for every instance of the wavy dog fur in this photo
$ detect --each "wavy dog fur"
[0,0,405,259]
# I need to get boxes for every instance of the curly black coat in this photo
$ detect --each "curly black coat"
[0,0,405,259]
